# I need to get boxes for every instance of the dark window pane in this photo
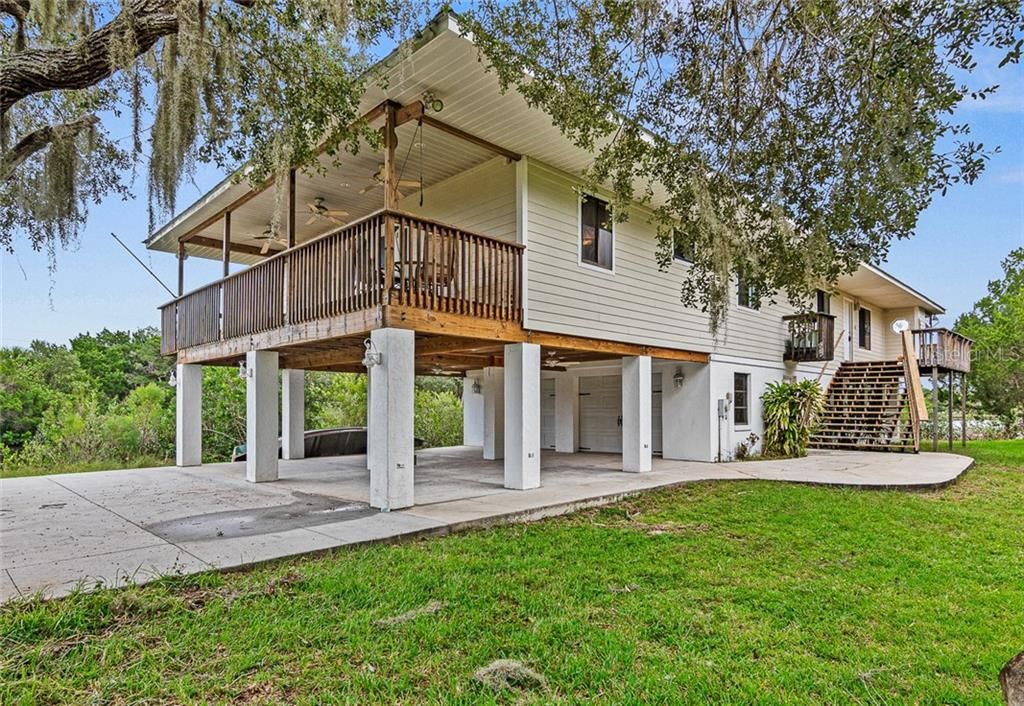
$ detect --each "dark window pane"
[859,308,872,349]
[816,290,830,314]
[580,195,613,270]
[581,198,599,265]
[733,373,749,426]
[737,273,757,309]
[673,231,694,262]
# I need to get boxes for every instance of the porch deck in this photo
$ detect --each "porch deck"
[161,210,525,370]
[1,447,972,602]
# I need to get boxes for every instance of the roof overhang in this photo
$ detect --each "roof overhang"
[144,13,622,261]
[838,263,944,315]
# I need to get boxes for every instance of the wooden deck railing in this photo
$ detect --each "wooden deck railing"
[911,328,972,374]
[782,312,836,362]
[159,210,524,355]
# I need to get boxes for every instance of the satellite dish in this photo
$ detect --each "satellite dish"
[891,319,910,334]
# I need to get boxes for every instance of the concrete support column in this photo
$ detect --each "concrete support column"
[282,369,305,460]
[504,343,541,490]
[482,366,504,460]
[368,328,415,511]
[175,363,203,466]
[462,374,484,446]
[622,356,653,472]
[554,372,578,453]
[246,350,280,482]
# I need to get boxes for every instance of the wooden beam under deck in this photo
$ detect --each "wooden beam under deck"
[175,303,709,369]
[381,306,710,363]
[188,235,266,258]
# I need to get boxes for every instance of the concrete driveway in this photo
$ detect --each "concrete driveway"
[0,447,972,602]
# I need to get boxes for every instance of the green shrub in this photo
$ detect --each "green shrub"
[761,379,825,457]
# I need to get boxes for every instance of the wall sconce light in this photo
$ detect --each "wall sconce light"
[472,380,482,394]
[362,338,383,369]
[672,368,685,389]
[167,370,177,388]
[238,361,250,379]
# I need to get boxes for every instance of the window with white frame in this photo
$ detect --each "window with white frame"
[858,307,872,349]
[734,373,750,426]
[580,194,613,270]
[737,271,759,310]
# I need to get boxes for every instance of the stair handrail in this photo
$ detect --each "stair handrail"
[901,329,929,452]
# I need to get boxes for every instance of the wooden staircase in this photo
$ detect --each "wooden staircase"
[810,361,917,452]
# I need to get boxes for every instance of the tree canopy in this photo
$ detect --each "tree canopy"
[956,248,1024,433]
[2,0,1021,330]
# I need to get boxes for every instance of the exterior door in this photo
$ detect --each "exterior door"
[541,378,556,450]
[578,373,663,454]
[578,375,623,452]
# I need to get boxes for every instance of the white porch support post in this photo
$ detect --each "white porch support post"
[175,363,202,466]
[622,355,653,472]
[554,372,577,453]
[368,328,415,511]
[282,369,305,460]
[504,343,541,490]
[482,366,504,460]
[246,350,279,483]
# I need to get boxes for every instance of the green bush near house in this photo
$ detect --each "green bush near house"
[1,330,466,478]
[761,379,825,457]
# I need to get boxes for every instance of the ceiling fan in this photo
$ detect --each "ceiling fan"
[251,226,286,255]
[358,164,420,197]
[544,351,568,371]
[306,197,348,225]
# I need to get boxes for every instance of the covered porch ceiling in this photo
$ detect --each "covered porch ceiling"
[835,264,944,315]
[144,15,618,264]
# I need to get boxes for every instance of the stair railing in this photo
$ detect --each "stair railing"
[901,329,929,452]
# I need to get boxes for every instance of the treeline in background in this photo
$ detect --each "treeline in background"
[0,328,463,478]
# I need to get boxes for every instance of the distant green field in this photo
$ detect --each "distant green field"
[2,440,1021,704]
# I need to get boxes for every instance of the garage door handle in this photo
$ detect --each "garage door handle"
[617,415,622,427]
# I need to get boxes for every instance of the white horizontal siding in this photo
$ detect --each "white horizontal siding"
[525,161,813,360]
[403,157,516,242]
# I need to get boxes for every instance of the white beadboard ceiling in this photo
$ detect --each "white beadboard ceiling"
[145,16,604,263]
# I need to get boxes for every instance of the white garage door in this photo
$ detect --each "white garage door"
[579,373,664,454]
[541,378,556,450]
[579,375,622,452]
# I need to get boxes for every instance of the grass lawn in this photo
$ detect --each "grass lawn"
[2,441,1022,704]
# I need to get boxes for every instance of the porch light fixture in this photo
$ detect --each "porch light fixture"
[672,368,685,389]
[167,370,177,388]
[362,338,383,369]
[422,91,444,113]
[472,380,482,394]
[238,361,250,379]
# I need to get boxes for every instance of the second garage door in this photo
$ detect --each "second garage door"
[578,373,663,454]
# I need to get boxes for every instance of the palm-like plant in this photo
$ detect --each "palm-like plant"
[761,380,826,458]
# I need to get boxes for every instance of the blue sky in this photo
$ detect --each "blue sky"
[2,53,1022,349]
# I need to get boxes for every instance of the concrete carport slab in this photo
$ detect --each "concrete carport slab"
[0,447,972,602]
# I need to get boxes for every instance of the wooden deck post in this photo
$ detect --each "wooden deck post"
[961,372,968,448]
[222,211,231,278]
[286,168,296,248]
[177,241,185,296]
[947,372,954,450]
[283,168,296,325]
[931,366,938,452]
[382,102,399,210]
[384,212,396,306]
